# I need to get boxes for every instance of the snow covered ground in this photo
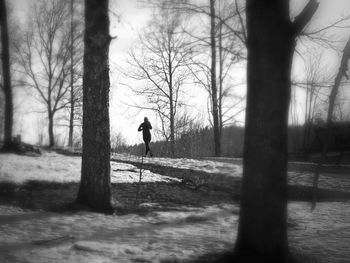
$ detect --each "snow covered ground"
[0,204,236,263]
[1,151,350,262]
[0,151,180,184]
[111,153,243,178]
[1,202,350,263]
[112,154,350,193]
[1,151,348,191]
[289,202,350,263]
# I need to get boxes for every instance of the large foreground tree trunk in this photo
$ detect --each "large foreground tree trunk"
[77,0,112,212]
[0,0,13,149]
[234,1,318,262]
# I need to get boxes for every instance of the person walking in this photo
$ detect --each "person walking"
[138,117,152,156]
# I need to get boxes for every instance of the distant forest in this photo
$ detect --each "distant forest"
[113,125,317,158]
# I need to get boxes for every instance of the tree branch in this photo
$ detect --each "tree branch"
[292,0,319,36]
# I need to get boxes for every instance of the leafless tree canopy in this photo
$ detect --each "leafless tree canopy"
[124,4,194,154]
[15,0,83,147]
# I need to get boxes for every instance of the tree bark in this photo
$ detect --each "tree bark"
[77,0,112,212]
[68,93,74,147]
[0,0,13,149]
[48,111,55,147]
[210,0,221,157]
[168,44,175,156]
[68,0,75,148]
[170,98,175,156]
[218,18,223,137]
[234,0,318,261]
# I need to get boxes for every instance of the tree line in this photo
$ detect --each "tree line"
[113,124,314,158]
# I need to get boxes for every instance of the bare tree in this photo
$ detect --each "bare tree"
[77,0,112,212]
[234,1,318,262]
[0,0,13,149]
[327,36,350,123]
[169,0,349,146]
[161,0,246,156]
[16,0,72,147]
[0,3,23,145]
[209,0,220,156]
[217,1,246,131]
[310,36,350,211]
[292,51,332,149]
[189,56,245,129]
[110,131,126,151]
[158,0,247,50]
[124,6,193,156]
[67,0,84,148]
[68,0,75,148]
[174,108,195,139]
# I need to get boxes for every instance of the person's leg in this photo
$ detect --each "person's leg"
[149,136,152,157]
[144,140,150,156]
[148,140,153,157]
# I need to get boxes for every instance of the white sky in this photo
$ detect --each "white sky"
[8,0,350,145]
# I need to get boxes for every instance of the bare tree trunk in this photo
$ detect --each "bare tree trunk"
[235,1,318,261]
[327,36,350,123]
[170,98,175,156]
[218,19,224,138]
[302,87,310,150]
[48,111,55,147]
[68,0,75,148]
[311,36,350,211]
[0,0,13,149]
[77,0,112,212]
[68,91,74,147]
[210,0,221,157]
[168,39,175,156]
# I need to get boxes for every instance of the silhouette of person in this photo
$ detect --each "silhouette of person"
[138,117,152,156]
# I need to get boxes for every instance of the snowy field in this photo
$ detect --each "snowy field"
[1,151,350,262]
[0,151,180,184]
[111,153,243,178]
[0,204,236,263]
[112,153,350,193]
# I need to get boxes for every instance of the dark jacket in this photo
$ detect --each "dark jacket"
[138,121,152,141]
